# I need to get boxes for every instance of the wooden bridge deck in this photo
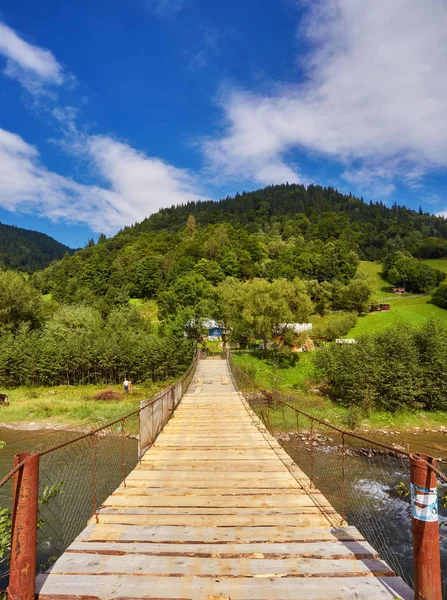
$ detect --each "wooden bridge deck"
[37,359,412,599]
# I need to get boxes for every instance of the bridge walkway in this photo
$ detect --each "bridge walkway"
[37,359,412,599]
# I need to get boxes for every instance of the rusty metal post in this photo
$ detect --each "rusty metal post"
[8,452,39,600]
[410,453,442,600]
[309,420,314,489]
[91,433,99,524]
[341,433,346,526]
[121,418,126,488]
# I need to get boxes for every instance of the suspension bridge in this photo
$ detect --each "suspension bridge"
[2,354,445,599]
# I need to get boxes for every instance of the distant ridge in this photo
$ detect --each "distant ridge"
[0,222,72,273]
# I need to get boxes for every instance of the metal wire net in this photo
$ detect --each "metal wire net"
[0,352,199,593]
[228,352,447,596]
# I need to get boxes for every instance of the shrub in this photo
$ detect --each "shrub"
[316,319,447,412]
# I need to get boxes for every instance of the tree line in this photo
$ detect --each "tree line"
[0,271,192,387]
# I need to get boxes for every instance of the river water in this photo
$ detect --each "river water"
[0,426,139,591]
[1,427,447,594]
[282,436,447,596]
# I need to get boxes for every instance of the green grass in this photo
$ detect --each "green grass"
[419,258,447,274]
[129,298,158,321]
[350,261,447,337]
[349,295,447,336]
[357,260,391,300]
[0,380,172,427]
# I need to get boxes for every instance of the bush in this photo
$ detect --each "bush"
[316,319,447,412]
[312,312,357,341]
[432,282,447,309]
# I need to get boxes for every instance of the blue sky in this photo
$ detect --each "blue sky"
[1,0,447,248]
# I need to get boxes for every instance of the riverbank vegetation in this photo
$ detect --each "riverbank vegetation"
[232,325,447,433]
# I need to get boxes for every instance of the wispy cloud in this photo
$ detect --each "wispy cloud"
[0,127,202,234]
[203,0,447,191]
[146,0,184,16]
[0,21,68,94]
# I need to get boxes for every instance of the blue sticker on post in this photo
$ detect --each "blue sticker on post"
[410,483,438,522]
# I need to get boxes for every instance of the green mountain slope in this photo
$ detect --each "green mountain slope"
[35,184,447,307]
[0,222,72,273]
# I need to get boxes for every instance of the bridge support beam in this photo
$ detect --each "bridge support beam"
[410,453,442,600]
[8,452,39,600]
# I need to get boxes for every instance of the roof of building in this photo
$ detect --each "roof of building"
[277,323,313,333]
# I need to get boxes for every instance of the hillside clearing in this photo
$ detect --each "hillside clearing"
[349,261,447,336]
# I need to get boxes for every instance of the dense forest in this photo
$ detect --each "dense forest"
[32,184,447,310]
[0,222,71,273]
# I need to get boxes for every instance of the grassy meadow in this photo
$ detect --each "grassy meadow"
[346,260,447,336]
[0,379,172,428]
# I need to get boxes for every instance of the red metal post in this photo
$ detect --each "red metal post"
[309,421,314,489]
[91,434,99,524]
[8,452,39,600]
[410,453,442,600]
[341,433,346,526]
[121,418,126,488]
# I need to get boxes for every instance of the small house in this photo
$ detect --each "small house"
[202,320,222,341]
[379,303,391,311]
[392,287,405,294]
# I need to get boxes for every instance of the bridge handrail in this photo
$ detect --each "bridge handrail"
[227,349,446,599]
[0,348,200,598]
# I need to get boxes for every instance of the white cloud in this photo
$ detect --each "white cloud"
[203,0,447,191]
[85,134,202,222]
[146,0,184,16]
[0,21,65,93]
[0,128,202,234]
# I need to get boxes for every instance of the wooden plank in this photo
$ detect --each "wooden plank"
[103,494,332,508]
[134,462,294,471]
[127,470,297,481]
[36,574,413,599]
[113,486,313,495]
[91,513,339,527]
[78,524,367,543]
[46,552,395,576]
[67,539,381,560]
[141,452,285,461]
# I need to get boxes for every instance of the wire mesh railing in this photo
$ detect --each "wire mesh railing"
[0,350,199,597]
[228,351,447,599]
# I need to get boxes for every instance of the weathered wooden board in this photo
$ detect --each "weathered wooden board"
[36,573,412,599]
[46,552,395,576]
[67,539,380,559]
[38,359,412,600]
[90,512,338,527]
[77,523,367,543]
[103,493,331,508]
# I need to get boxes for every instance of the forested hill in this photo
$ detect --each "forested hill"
[129,184,447,260]
[0,222,72,273]
[33,183,447,311]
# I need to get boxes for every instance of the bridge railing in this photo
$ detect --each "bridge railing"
[228,351,447,600]
[0,350,199,600]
